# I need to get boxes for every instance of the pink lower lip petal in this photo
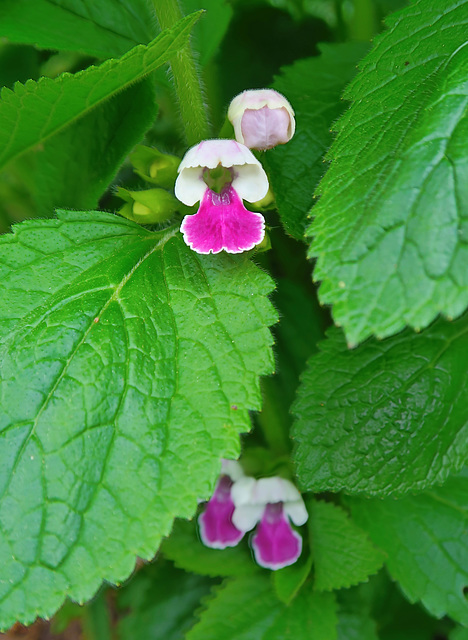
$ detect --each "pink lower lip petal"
[181,186,265,254]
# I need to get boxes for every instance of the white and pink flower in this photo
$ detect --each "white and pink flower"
[231,476,308,570]
[228,89,295,151]
[198,463,308,570]
[175,139,269,255]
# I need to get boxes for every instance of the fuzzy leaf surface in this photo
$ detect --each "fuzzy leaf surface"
[0,211,276,629]
[308,500,385,591]
[349,469,468,625]
[264,42,368,240]
[293,316,468,496]
[187,575,337,640]
[0,12,199,172]
[0,0,156,58]
[309,0,468,345]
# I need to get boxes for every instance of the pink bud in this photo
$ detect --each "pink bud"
[228,89,295,150]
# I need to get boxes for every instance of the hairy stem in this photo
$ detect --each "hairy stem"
[152,0,211,145]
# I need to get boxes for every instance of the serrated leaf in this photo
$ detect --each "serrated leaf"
[0,12,199,172]
[293,315,468,496]
[349,469,468,626]
[187,575,337,640]
[0,0,156,58]
[264,42,368,240]
[308,500,384,591]
[117,560,214,640]
[309,0,468,345]
[0,211,276,629]
[14,80,156,217]
[161,519,257,578]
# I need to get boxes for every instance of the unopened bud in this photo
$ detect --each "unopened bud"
[130,145,180,189]
[116,187,178,224]
[228,89,295,151]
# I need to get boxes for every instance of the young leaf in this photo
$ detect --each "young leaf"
[187,575,337,640]
[264,42,369,240]
[161,519,257,578]
[349,469,468,626]
[308,500,385,591]
[0,0,156,58]
[14,80,157,217]
[309,0,468,345]
[0,211,276,629]
[0,11,199,172]
[293,315,468,496]
[117,560,214,640]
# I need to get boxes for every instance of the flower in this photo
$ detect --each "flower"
[198,460,246,549]
[228,89,295,150]
[175,139,269,254]
[231,476,308,570]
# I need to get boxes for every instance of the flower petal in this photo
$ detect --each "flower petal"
[180,186,265,255]
[198,475,245,549]
[251,503,303,570]
[175,140,269,205]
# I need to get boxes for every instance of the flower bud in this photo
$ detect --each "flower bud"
[228,89,295,151]
[129,145,180,189]
[116,187,178,224]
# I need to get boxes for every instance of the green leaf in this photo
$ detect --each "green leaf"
[13,79,157,217]
[0,211,276,629]
[308,500,384,591]
[309,0,468,345]
[0,0,156,58]
[117,560,214,640]
[264,42,369,240]
[161,519,257,578]
[187,575,337,640]
[0,12,199,172]
[451,628,468,640]
[293,315,468,496]
[272,554,313,604]
[349,469,468,625]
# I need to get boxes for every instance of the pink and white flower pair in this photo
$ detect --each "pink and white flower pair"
[198,461,308,570]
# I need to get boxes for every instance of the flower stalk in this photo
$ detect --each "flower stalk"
[152,0,211,145]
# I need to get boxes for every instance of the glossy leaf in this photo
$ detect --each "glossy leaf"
[309,0,468,345]
[264,42,369,240]
[349,470,468,625]
[0,12,199,172]
[0,211,276,629]
[0,0,156,58]
[293,316,468,496]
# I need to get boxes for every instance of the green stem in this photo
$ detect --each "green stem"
[152,0,211,145]
[349,0,378,41]
[81,590,113,640]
